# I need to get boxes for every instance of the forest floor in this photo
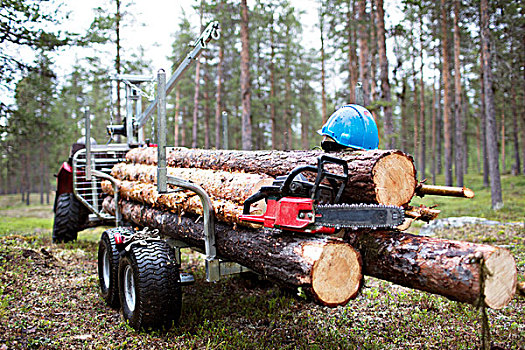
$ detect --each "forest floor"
[0,174,524,349]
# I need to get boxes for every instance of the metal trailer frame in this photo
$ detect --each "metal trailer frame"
[74,20,249,283]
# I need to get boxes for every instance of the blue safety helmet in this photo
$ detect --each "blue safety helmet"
[318,104,379,150]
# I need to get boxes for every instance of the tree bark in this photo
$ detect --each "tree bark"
[418,14,426,181]
[103,197,363,307]
[110,163,272,205]
[479,49,489,186]
[240,0,252,150]
[501,111,506,173]
[480,0,503,209]
[192,4,204,149]
[270,24,277,150]
[441,0,453,186]
[345,229,516,309]
[215,43,224,149]
[203,57,210,149]
[411,46,419,161]
[174,87,180,147]
[357,0,370,106]
[115,0,122,142]
[347,0,357,103]
[453,0,464,186]
[126,147,418,207]
[510,76,520,175]
[400,76,408,152]
[431,76,437,184]
[376,0,393,148]
[320,7,328,125]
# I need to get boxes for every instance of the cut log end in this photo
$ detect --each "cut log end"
[373,153,417,206]
[483,248,517,309]
[464,187,475,199]
[311,243,362,306]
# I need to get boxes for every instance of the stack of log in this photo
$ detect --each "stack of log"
[101,147,517,309]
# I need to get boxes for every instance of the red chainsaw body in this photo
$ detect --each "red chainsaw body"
[239,197,336,234]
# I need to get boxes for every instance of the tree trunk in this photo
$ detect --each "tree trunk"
[501,111,505,173]
[510,77,520,175]
[115,0,122,142]
[347,0,357,103]
[126,147,418,207]
[203,57,210,149]
[174,88,180,147]
[431,77,437,184]
[320,8,328,124]
[453,0,464,186]
[400,76,408,152]
[270,25,277,150]
[411,47,419,162]
[479,49,489,186]
[480,0,503,209]
[441,0,453,186]
[240,0,252,151]
[344,229,516,309]
[215,36,224,150]
[376,0,393,148]
[192,56,202,149]
[103,197,363,307]
[418,15,426,181]
[358,0,370,106]
[437,70,443,175]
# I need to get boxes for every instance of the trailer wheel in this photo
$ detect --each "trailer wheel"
[118,240,182,331]
[52,193,86,243]
[98,228,131,308]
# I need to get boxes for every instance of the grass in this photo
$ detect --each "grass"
[0,180,523,349]
[411,173,525,222]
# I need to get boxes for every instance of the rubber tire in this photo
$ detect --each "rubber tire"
[118,240,182,331]
[98,227,132,308]
[52,193,86,243]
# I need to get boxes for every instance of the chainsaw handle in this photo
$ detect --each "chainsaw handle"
[242,186,282,214]
[280,165,318,196]
[313,155,348,203]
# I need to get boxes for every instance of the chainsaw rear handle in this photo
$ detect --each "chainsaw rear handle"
[280,155,348,203]
[313,155,348,203]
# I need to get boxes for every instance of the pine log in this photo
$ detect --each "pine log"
[101,180,246,225]
[110,162,273,205]
[102,197,363,307]
[416,184,475,198]
[125,147,417,207]
[344,230,517,309]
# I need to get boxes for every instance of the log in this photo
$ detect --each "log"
[110,162,273,205]
[101,179,246,225]
[344,230,517,309]
[102,197,517,309]
[416,184,475,198]
[102,197,363,307]
[125,147,418,207]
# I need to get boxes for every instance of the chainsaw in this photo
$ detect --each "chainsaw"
[239,155,404,234]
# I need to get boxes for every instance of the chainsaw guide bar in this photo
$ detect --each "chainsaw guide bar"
[314,204,405,229]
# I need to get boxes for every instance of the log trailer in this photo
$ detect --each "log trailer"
[52,22,517,331]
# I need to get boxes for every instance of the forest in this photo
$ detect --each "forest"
[0,0,523,210]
